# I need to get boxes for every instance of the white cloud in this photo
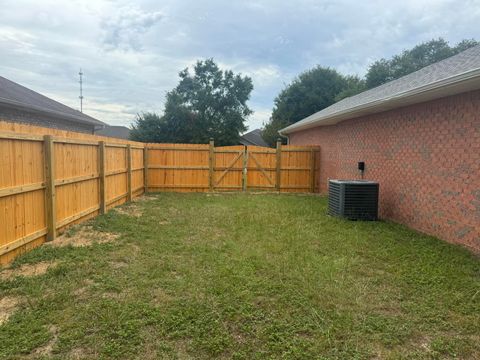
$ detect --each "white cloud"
[101,6,164,51]
[0,26,36,53]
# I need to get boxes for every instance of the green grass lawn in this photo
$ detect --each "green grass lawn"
[1,193,479,359]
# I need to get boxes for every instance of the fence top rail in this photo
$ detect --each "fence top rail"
[215,145,245,150]
[0,130,146,149]
[283,145,320,150]
[105,143,128,148]
[147,147,209,151]
[247,150,276,154]
[282,148,321,152]
[0,131,44,142]
[147,142,209,147]
[214,149,244,154]
[54,139,145,148]
[53,138,100,146]
[0,120,145,146]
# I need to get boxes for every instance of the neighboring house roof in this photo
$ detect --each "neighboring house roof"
[95,125,131,140]
[280,45,480,135]
[239,129,269,147]
[0,76,105,129]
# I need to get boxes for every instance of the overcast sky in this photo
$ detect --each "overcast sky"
[1,0,478,130]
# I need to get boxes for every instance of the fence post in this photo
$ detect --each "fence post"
[43,135,56,241]
[143,146,149,193]
[242,147,248,192]
[275,139,282,192]
[99,141,106,214]
[310,148,316,193]
[209,138,214,192]
[127,144,132,201]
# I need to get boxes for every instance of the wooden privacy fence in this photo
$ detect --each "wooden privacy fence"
[146,140,319,192]
[0,122,319,264]
[0,130,146,265]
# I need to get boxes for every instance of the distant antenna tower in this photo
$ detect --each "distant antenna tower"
[78,69,84,112]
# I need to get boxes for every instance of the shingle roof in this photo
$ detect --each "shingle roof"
[95,125,131,140]
[281,45,480,134]
[0,76,105,128]
[239,129,269,147]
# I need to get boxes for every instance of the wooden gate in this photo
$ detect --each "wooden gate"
[213,145,245,191]
[246,146,277,191]
[210,144,318,192]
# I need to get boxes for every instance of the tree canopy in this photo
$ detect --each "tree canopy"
[365,38,478,88]
[129,112,167,143]
[262,67,365,145]
[130,59,253,145]
[262,38,477,145]
[130,39,478,147]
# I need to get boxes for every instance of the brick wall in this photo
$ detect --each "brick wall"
[288,90,480,252]
[0,107,95,134]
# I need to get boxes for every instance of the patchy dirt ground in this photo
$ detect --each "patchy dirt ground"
[47,226,119,248]
[68,347,92,359]
[0,296,20,325]
[72,279,96,298]
[110,194,158,217]
[133,195,157,203]
[112,203,143,217]
[32,325,58,357]
[1,261,58,281]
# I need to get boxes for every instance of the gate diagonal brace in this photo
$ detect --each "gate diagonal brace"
[249,152,275,186]
[214,151,244,186]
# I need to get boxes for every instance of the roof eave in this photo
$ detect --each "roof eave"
[0,97,106,128]
[279,67,480,135]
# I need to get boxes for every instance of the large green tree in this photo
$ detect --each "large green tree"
[365,38,478,88]
[130,59,253,145]
[262,67,364,145]
[130,112,167,143]
[263,38,477,145]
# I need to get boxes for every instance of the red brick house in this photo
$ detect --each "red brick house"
[280,46,480,252]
